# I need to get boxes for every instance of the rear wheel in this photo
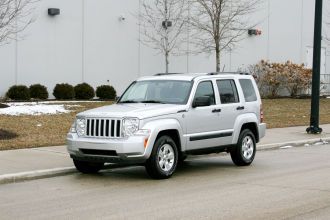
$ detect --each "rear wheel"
[73,160,104,174]
[230,129,256,166]
[145,135,178,179]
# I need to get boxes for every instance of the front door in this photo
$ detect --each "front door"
[185,80,221,150]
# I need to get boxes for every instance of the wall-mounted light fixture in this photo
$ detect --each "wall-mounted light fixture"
[162,20,172,29]
[248,29,262,36]
[48,8,60,16]
[118,15,126,21]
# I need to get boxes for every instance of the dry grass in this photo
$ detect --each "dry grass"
[1,98,330,150]
[0,102,113,150]
[263,98,330,128]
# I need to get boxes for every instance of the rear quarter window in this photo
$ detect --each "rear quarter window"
[239,79,257,102]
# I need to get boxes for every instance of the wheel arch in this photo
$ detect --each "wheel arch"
[142,118,185,158]
[240,122,259,143]
[232,113,259,144]
[156,129,182,155]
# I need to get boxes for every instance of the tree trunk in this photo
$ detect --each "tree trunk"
[215,43,220,72]
[165,51,169,73]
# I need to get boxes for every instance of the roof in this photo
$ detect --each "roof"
[137,72,251,81]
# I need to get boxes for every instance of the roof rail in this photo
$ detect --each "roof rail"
[207,72,250,75]
[154,73,184,76]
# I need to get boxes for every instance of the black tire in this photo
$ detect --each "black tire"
[230,129,256,166]
[73,159,104,174]
[145,135,178,179]
[178,154,187,163]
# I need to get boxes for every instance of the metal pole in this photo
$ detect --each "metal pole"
[307,0,323,134]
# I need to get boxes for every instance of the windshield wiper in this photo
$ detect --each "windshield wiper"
[141,100,165,104]
[119,100,139,103]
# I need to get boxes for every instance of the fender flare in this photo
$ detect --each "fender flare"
[232,113,259,144]
[142,118,185,157]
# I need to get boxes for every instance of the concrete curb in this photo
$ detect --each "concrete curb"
[0,167,76,185]
[1,137,330,185]
[257,137,330,150]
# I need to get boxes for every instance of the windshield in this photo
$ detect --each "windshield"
[119,80,192,105]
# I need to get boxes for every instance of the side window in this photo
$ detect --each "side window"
[216,80,239,104]
[239,79,257,102]
[194,81,215,105]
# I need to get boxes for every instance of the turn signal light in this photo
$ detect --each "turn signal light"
[144,138,149,148]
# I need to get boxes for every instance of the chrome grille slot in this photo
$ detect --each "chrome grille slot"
[86,118,122,138]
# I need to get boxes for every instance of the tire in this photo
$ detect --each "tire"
[73,159,104,174]
[178,154,187,163]
[145,135,179,179]
[230,129,256,166]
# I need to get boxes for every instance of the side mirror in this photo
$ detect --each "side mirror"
[192,96,211,108]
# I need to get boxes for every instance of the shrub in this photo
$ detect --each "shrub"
[53,83,75,100]
[29,84,49,100]
[74,83,95,100]
[6,85,30,100]
[248,60,312,98]
[96,85,117,100]
[282,61,312,97]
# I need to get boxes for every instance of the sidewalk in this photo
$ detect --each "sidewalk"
[1,124,330,183]
[258,124,330,149]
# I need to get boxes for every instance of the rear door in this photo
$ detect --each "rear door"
[213,78,243,145]
[238,78,260,121]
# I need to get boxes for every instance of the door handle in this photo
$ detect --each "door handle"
[236,106,245,110]
[212,109,221,113]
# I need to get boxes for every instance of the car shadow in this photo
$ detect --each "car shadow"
[73,155,240,181]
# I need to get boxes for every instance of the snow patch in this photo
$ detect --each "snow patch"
[314,140,329,146]
[0,103,77,116]
[280,145,293,149]
[5,100,104,106]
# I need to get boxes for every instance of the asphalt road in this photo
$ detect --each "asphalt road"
[1,145,330,220]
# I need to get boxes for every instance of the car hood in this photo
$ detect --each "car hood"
[77,103,186,119]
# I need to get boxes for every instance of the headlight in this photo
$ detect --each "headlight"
[75,118,86,136]
[122,118,139,136]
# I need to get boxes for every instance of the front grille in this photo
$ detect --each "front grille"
[85,118,122,138]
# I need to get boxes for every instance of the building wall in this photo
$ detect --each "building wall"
[0,0,328,97]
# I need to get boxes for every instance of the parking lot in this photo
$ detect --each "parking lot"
[1,145,330,219]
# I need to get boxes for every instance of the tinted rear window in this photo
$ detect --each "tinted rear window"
[239,79,257,102]
[216,80,239,104]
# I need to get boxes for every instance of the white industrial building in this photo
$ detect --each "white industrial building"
[1,0,330,97]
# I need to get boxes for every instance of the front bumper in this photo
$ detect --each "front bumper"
[259,123,266,140]
[67,133,151,164]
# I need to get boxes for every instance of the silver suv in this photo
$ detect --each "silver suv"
[67,73,266,179]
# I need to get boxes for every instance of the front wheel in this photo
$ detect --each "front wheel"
[230,129,256,166]
[145,135,178,179]
[73,160,104,174]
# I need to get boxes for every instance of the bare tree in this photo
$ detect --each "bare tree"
[189,0,260,72]
[139,0,187,73]
[0,0,35,44]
